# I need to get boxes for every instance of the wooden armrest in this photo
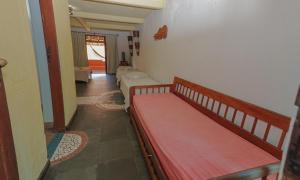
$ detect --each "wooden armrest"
[209,162,280,180]
[130,84,174,106]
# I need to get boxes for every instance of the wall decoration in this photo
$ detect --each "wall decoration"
[154,25,168,40]
[127,36,133,56]
[133,31,140,56]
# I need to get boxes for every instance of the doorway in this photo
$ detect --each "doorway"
[86,35,107,76]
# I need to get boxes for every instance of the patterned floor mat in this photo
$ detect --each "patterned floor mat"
[47,131,88,165]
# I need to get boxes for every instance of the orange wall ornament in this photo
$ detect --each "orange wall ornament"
[154,25,168,40]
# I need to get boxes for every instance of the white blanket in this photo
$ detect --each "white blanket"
[116,66,136,84]
[120,76,159,109]
[75,67,92,82]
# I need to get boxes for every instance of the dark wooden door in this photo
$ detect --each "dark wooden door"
[39,0,65,131]
[283,86,300,179]
[0,58,19,180]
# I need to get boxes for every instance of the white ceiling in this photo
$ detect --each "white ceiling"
[69,0,152,18]
[68,0,165,31]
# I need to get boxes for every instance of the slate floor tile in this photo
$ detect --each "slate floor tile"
[96,158,138,180]
[44,74,149,180]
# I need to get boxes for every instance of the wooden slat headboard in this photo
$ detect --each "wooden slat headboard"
[172,77,290,159]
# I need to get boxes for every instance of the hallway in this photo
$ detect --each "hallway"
[44,74,149,180]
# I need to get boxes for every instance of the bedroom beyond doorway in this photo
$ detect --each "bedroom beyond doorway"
[86,35,106,74]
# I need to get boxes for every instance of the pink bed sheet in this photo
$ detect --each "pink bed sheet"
[133,93,279,180]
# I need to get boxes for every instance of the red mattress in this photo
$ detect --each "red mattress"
[133,93,278,180]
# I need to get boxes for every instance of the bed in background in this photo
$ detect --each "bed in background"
[130,77,291,180]
[74,67,92,82]
[120,71,159,110]
[116,66,135,85]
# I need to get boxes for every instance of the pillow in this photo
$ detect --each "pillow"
[125,72,148,79]
[118,66,132,70]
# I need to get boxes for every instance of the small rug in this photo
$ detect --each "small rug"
[47,131,88,165]
[77,90,124,110]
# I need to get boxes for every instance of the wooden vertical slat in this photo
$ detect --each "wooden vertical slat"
[251,118,258,134]
[217,102,222,115]
[188,88,191,98]
[186,88,189,97]
[201,95,205,106]
[192,91,195,100]
[205,97,210,108]
[232,109,237,123]
[263,124,271,141]
[241,113,247,128]
[278,131,286,149]
[224,106,229,119]
[196,93,200,103]
[180,85,184,94]
[211,99,216,111]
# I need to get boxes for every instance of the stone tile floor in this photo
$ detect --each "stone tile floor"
[44,73,149,180]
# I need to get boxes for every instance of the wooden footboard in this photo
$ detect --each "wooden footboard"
[129,79,291,180]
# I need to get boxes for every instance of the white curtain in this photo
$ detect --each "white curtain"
[105,35,119,74]
[71,31,88,67]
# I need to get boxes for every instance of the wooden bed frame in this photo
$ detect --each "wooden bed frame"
[129,77,291,180]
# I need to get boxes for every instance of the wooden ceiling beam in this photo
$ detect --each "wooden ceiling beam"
[70,18,136,31]
[74,17,91,31]
[83,0,165,10]
[72,11,144,24]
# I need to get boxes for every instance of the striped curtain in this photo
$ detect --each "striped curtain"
[71,31,88,67]
[105,35,119,74]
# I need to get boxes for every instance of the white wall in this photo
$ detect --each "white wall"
[72,28,131,65]
[0,0,48,179]
[53,0,77,125]
[134,0,300,118]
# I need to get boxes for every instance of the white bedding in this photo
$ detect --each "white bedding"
[116,66,137,84]
[120,76,159,109]
[75,67,92,82]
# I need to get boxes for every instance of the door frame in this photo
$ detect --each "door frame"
[39,0,65,131]
[0,59,19,180]
[104,36,108,74]
[85,34,107,73]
